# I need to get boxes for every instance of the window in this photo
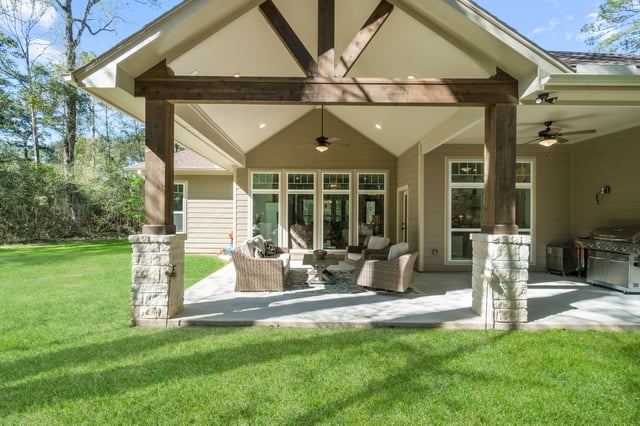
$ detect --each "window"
[173,182,186,233]
[250,169,388,251]
[251,172,280,244]
[357,173,385,245]
[322,173,350,249]
[447,159,533,262]
[287,173,315,249]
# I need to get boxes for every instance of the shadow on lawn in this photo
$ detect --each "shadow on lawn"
[1,327,508,420]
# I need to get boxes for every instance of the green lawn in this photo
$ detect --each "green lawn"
[1,241,639,425]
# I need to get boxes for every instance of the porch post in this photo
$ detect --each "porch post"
[142,99,176,235]
[482,103,517,235]
[129,96,185,326]
[471,103,530,327]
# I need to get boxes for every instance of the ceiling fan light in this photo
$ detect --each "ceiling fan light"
[539,138,557,147]
[315,144,329,152]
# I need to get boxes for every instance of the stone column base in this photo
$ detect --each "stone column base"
[129,234,187,326]
[471,233,531,326]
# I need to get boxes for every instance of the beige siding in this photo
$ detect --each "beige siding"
[235,168,250,245]
[244,109,398,245]
[185,199,233,253]
[570,126,640,237]
[178,174,233,254]
[397,143,421,265]
[422,143,578,272]
[423,145,483,271]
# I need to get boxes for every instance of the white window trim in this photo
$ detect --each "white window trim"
[174,181,187,234]
[250,170,281,243]
[356,171,388,242]
[445,158,535,265]
[321,171,351,250]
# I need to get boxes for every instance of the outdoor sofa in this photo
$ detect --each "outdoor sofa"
[231,235,290,291]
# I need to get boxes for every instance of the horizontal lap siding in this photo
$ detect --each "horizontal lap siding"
[570,127,640,237]
[185,199,233,254]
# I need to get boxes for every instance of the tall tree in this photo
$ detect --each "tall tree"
[582,0,640,53]
[52,0,158,233]
[0,0,55,163]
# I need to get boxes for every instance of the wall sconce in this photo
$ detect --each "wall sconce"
[535,93,558,104]
[595,185,611,205]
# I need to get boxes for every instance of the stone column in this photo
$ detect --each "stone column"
[471,233,530,327]
[129,234,186,326]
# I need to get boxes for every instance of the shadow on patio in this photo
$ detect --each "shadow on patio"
[169,263,640,330]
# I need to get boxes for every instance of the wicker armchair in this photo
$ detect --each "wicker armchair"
[231,246,290,291]
[345,236,391,261]
[353,252,418,292]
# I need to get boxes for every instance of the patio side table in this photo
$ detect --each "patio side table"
[302,254,339,284]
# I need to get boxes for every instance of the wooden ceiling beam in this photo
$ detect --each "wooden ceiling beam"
[317,0,335,77]
[335,0,394,78]
[135,64,518,106]
[259,0,318,77]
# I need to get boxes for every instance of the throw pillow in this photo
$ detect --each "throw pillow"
[387,242,409,260]
[254,246,265,258]
[251,235,266,255]
[264,239,277,257]
[367,236,389,250]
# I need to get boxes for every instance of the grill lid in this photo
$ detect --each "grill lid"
[590,226,640,244]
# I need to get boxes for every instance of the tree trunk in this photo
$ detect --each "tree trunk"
[30,104,40,164]
[63,0,81,234]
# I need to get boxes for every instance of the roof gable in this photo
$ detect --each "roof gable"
[71,0,640,167]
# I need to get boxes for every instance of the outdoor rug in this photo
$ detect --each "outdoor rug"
[285,268,419,295]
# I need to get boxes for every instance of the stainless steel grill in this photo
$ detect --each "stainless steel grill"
[581,227,640,293]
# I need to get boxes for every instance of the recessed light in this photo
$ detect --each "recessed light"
[233,73,241,78]
[375,123,382,130]
[407,74,415,80]
[259,123,267,129]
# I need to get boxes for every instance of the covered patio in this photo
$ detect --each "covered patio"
[165,265,640,330]
[69,0,640,328]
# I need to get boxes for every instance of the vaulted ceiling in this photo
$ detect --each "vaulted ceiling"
[71,0,640,169]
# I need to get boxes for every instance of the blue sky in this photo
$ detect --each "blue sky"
[89,0,602,56]
[474,0,601,52]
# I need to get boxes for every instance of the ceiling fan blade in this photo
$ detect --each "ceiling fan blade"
[523,137,542,145]
[326,137,340,143]
[558,129,596,136]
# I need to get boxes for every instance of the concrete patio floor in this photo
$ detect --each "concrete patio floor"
[168,261,640,330]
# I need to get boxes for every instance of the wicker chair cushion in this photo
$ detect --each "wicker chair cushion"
[367,236,390,250]
[387,242,409,260]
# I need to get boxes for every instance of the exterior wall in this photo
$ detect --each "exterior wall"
[422,143,573,272]
[234,168,251,245]
[242,108,397,247]
[397,143,421,266]
[570,126,640,237]
[423,145,481,271]
[180,174,233,254]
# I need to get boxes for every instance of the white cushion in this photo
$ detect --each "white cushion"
[251,235,266,255]
[240,240,253,257]
[367,236,389,250]
[387,242,409,260]
[347,252,363,261]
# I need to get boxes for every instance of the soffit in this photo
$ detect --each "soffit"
[71,0,640,166]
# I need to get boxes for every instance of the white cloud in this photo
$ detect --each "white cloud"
[30,37,63,63]
[532,17,560,34]
[0,0,58,30]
